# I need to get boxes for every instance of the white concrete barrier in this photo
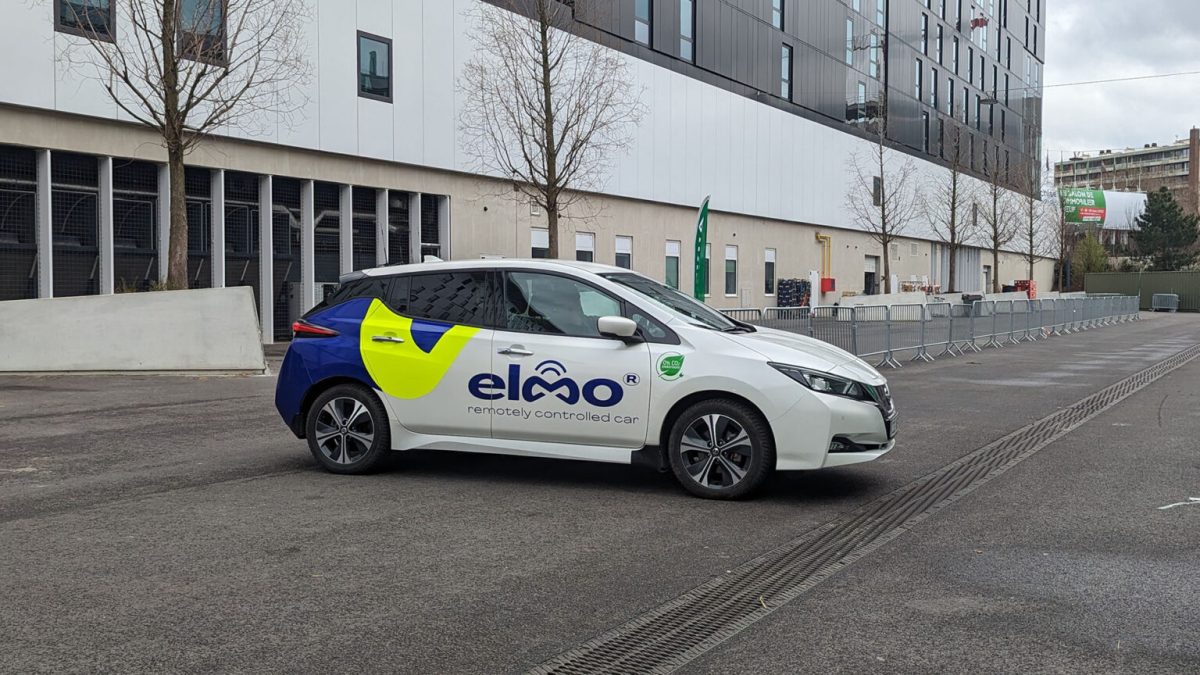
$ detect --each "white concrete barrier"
[838,291,928,307]
[0,287,266,374]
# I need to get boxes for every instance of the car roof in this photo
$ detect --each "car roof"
[351,258,630,280]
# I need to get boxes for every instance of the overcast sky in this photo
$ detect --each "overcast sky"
[1044,0,1200,166]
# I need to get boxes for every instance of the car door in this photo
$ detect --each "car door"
[483,270,652,450]
[359,269,495,438]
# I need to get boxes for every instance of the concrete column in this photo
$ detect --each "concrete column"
[36,149,53,298]
[437,195,451,260]
[97,156,114,294]
[157,164,170,284]
[375,188,389,266]
[258,175,274,344]
[339,183,353,274]
[408,192,422,264]
[210,169,225,288]
[300,179,315,312]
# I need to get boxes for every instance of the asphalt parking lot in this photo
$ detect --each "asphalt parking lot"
[2,313,1198,674]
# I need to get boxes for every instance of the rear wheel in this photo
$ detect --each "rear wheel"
[305,384,391,474]
[666,399,774,500]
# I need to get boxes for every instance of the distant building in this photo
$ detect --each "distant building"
[1053,128,1199,216]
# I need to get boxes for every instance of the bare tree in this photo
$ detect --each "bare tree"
[845,92,921,294]
[459,0,643,259]
[923,121,977,292]
[1015,168,1052,282]
[978,149,1019,293]
[57,0,311,288]
[1045,187,1076,291]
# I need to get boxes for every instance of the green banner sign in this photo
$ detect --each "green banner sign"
[1059,188,1107,224]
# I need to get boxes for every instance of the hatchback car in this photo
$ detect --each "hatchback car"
[275,259,896,499]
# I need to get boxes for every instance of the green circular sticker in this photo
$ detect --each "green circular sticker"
[657,353,684,380]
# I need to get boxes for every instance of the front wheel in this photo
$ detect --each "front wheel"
[305,384,391,474]
[666,399,774,500]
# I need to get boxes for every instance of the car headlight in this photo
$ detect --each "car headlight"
[769,363,869,400]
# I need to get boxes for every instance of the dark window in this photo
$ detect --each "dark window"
[358,32,392,102]
[179,0,226,65]
[679,0,694,62]
[920,14,928,54]
[634,0,651,46]
[764,249,776,295]
[310,277,390,315]
[781,44,793,99]
[503,272,621,337]
[406,271,491,326]
[55,0,114,40]
[914,59,923,100]
[921,112,930,153]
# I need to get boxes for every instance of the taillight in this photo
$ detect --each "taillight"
[292,320,339,338]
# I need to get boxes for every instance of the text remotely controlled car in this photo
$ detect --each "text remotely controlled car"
[275,259,896,500]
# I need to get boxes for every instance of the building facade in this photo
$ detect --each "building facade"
[1054,128,1200,217]
[0,0,1050,343]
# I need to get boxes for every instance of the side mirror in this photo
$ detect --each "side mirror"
[597,316,641,343]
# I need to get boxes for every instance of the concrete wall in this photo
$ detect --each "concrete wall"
[0,288,265,373]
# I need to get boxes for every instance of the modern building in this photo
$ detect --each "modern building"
[1054,128,1199,217]
[0,0,1050,342]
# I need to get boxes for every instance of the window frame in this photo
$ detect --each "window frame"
[780,43,793,100]
[679,0,695,62]
[764,248,776,296]
[664,240,681,289]
[615,235,633,269]
[723,244,738,297]
[634,0,652,46]
[357,30,394,103]
[772,0,784,29]
[178,0,229,66]
[531,227,549,259]
[54,0,116,42]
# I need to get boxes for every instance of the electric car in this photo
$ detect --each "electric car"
[275,259,896,499]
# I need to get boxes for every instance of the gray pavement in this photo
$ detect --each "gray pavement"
[0,313,1197,674]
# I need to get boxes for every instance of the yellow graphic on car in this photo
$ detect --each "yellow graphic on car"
[359,299,480,399]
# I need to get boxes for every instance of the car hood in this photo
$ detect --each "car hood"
[719,326,886,385]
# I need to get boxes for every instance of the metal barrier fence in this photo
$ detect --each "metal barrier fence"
[720,296,1141,369]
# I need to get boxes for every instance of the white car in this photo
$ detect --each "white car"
[275,259,896,499]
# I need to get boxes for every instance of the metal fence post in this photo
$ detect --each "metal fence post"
[850,307,859,356]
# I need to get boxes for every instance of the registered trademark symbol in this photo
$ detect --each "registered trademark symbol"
[624,373,640,385]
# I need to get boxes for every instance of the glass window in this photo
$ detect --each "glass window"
[869,34,879,79]
[947,77,954,114]
[504,272,620,337]
[180,0,226,63]
[920,14,928,54]
[781,44,793,99]
[575,231,594,262]
[615,235,633,269]
[772,0,784,29]
[876,0,886,26]
[634,0,651,46]
[724,245,737,296]
[853,0,862,12]
[914,59,923,100]
[665,240,681,289]
[845,19,854,65]
[931,68,938,107]
[358,32,392,102]
[406,271,490,326]
[922,111,930,153]
[531,228,549,259]
[952,36,959,74]
[936,24,943,64]
[679,0,694,61]
[55,0,114,40]
[764,249,776,295]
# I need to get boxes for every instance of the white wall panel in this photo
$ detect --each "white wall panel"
[0,0,1018,246]
[318,0,358,155]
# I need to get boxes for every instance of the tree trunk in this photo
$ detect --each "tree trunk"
[947,243,957,293]
[882,243,891,294]
[546,200,560,260]
[992,247,1001,293]
[166,143,189,289]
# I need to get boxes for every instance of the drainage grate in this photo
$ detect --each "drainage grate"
[529,343,1200,675]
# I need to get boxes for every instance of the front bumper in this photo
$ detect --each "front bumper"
[769,389,896,471]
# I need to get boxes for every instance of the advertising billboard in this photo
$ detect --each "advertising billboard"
[1059,188,1107,224]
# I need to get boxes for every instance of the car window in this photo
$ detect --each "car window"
[405,271,491,326]
[504,272,620,337]
[304,277,390,316]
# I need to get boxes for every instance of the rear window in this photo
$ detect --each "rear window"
[304,277,390,316]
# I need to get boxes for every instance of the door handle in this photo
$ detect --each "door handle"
[371,335,405,343]
[498,346,534,356]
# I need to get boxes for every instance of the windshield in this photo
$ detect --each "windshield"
[603,272,741,331]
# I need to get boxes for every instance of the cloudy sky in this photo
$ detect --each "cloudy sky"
[1044,0,1200,165]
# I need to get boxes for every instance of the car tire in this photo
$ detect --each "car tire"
[666,399,774,500]
[305,384,391,475]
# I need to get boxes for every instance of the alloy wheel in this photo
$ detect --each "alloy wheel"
[678,413,754,489]
[313,397,375,465]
